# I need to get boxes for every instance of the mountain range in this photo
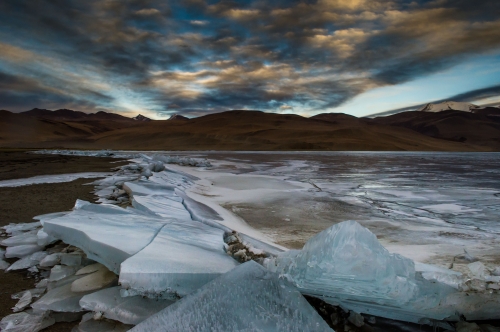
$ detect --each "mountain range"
[0,104,499,151]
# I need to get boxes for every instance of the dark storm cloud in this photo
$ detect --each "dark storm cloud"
[0,0,499,116]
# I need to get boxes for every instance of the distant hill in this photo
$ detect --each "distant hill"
[311,113,364,124]
[133,114,152,122]
[371,109,500,148]
[20,108,134,122]
[0,108,498,151]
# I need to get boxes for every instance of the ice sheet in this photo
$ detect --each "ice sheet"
[130,261,333,332]
[79,287,174,325]
[119,220,239,299]
[42,201,168,273]
[0,173,109,187]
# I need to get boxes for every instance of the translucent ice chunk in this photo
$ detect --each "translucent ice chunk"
[80,287,174,325]
[73,319,133,332]
[3,222,41,235]
[1,230,39,246]
[468,261,486,279]
[12,288,46,299]
[267,220,500,323]
[119,220,239,299]
[43,201,167,273]
[36,229,57,246]
[0,259,10,270]
[0,311,54,332]
[130,261,333,332]
[7,251,47,271]
[40,253,62,267]
[31,282,94,312]
[5,244,44,259]
[12,290,32,312]
[49,265,79,281]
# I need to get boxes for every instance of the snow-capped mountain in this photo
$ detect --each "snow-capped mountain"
[417,101,479,113]
[133,114,152,121]
[168,114,188,120]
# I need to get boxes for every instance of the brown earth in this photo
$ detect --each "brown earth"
[0,151,127,331]
[1,109,498,151]
[371,109,500,149]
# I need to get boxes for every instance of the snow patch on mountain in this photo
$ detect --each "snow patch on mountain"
[417,101,479,113]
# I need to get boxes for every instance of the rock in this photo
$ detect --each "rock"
[456,321,481,332]
[330,312,339,325]
[75,263,103,276]
[348,311,364,327]
[71,265,117,292]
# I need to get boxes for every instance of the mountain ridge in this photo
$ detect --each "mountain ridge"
[0,106,498,151]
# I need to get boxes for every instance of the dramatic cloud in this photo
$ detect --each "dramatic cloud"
[0,0,499,116]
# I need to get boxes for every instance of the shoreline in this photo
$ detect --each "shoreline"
[0,151,127,331]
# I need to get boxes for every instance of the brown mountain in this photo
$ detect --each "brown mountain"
[371,109,500,149]
[0,109,497,151]
[21,108,134,122]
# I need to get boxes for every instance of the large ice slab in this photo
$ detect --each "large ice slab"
[130,261,333,332]
[131,195,191,220]
[266,220,500,323]
[80,287,174,325]
[119,219,239,299]
[31,282,94,312]
[0,311,54,332]
[7,251,47,271]
[42,200,167,273]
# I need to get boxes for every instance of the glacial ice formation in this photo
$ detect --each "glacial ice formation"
[130,261,333,332]
[266,220,500,323]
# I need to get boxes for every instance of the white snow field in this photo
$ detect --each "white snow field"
[1,150,499,331]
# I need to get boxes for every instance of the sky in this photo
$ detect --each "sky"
[1,0,499,119]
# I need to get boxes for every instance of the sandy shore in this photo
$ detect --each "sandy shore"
[0,150,127,331]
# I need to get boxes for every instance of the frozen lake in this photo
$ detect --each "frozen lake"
[171,151,500,269]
